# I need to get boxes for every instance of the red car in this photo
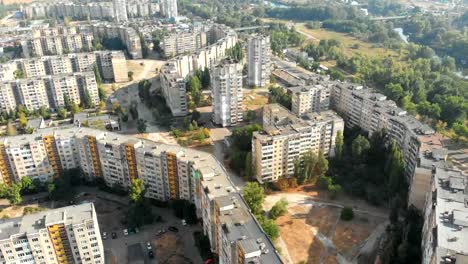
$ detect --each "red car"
[205,259,214,264]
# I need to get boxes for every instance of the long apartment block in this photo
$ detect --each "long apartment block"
[0,72,99,112]
[160,24,237,116]
[253,104,344,183]
[162,29,207,58]
[28,24,142,59]
[0,203,104,264]
[0,127,284,264]
[25,1,160,21]
[330,82,435,182]
[0,51,128,83]
[21,34,94,58]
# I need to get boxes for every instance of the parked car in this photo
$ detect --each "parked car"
[111,232,117,239]
[146,242,152,250]
[148,250,154,259]
[123,229,129,236]
[156,229,166,236]
[102,232,107,240]
[181,219,187,226]
[168,226,179,232]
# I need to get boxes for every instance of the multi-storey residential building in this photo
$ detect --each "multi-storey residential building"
[0,72,99,111]
[247,35,271,87]
[161,0,178,18]
[211,59,243,127]
[25,1,159,21]
[160,24,237,117]
[162,29,207,58]
[252,104,344,183]
[113,0,128,22]
[0,203,105,264]
[289,84,331,116]
[0,128,284,264]
[21,34,94,58]
[421,165,467,264]
[330,82,435,182]
[1,51,128,82]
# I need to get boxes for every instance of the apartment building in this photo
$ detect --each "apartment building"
[0,203,104,264]
[211,59,243,127]
[330,82,435,182]
[160,24,237,117]
[21,34,94,58]
[25,1,159,21]
[113,0,128,22]
[247,35,271,87]
[0,128,284,264]
[421,165,468,264]
[162,29,207,58]
[161,0,178,18]
[252,104,344,183]
[160,62,187,116]
[1,51,128,82]
[0,72,99,112]
[289,84,331,116]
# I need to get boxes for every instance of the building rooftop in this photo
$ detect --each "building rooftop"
[433,168,468,261]
[0,203,95,240]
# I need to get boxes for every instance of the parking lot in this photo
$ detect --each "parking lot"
[72,187,203,264]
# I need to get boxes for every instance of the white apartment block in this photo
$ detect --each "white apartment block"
[330,82,435,182]
[289,84,331,116]
[161,0,178,18]
[211,59,243,127]
[160,24,237,117]
[113,0,128,22]
[252,104,344,183]
[25,1,158,21]
[0,127,284,264]
[0,72,99,112]
[162,29,207,58]
[0,51,128,83]
[247,35,271,87]
[21,34,94,58]
[0,203,104,264]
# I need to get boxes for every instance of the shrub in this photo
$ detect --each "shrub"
[328,184,342,199]
[270,198,288,220]
[341,206,354,221]
[317,175,332,190]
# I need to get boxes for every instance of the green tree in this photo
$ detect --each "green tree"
[18,112,27,129]
[57,107,68,119]
[137,119,147,133]
[270,198,288,220]
[129,179,146,203]
[245,152,253,180]
[98,86,106,102]
[188,76,202,106]
[351,135,370,162]
[20,177,34,194]
[71,103,82,114]
[63,94,72,110]
[334,130,344,159]
[257,215,280,241]
[93,64,102,85]
[226,42,244,61]
[83,89,93,108]
[386,140,405,195]
[7,183,22,205]
[340,207,354,221]
[243,182,265,215]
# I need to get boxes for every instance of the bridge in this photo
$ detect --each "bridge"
[234,25,270,31]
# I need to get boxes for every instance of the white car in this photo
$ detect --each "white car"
[123,229,129,236]
[102,232,108,240]
[181,219,187,226]
[146,242,152,250]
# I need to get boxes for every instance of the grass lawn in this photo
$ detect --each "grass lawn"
[295,24,400,60]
